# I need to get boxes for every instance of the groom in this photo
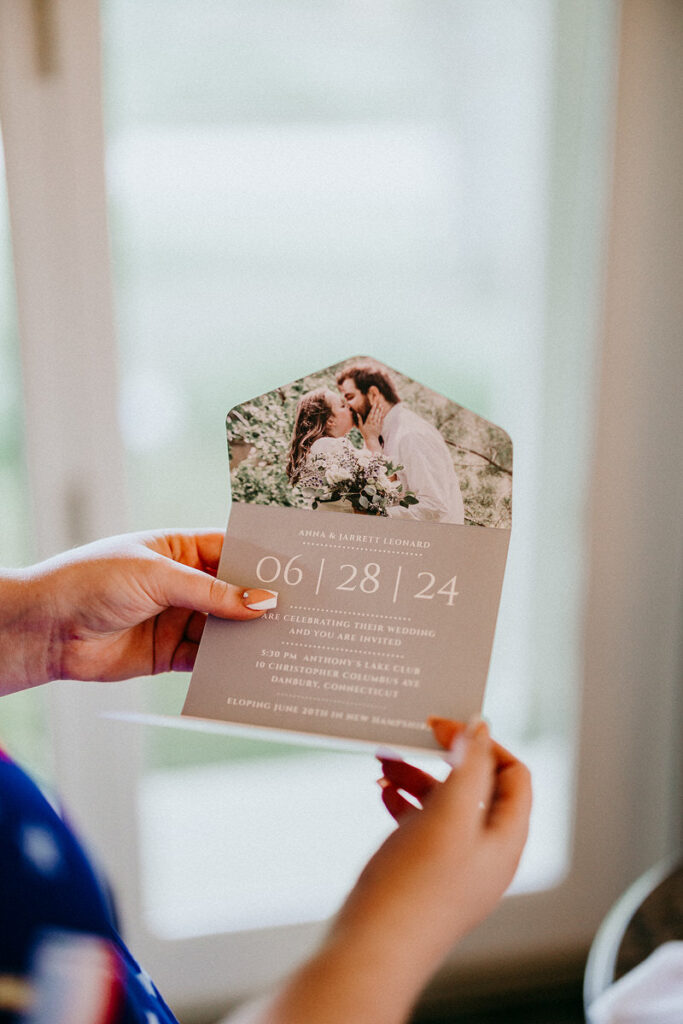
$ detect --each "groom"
[336,362,465,525]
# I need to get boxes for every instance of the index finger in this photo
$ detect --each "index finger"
[188,531,224,573]
[145,531,225,573]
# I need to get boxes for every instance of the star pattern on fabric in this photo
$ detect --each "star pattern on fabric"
[138,968,157,996]
[20,823,62,876]
[1,750,181,1023]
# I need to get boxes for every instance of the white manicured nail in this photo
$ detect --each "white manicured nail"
[444,732,469,768]
[465,713,486,736]
[242,589,278,610]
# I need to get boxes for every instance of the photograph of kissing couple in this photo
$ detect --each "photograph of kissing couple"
[227,358,512,528]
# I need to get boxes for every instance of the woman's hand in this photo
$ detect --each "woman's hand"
[359,397,386,452]
[0,531,275,694]
[372,718,530,947]
[337,718,531,989]
[260,718,531,1024]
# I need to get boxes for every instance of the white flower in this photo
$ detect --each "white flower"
[325,464,353,487]
[375,471,398,493]
[355,448,374,467]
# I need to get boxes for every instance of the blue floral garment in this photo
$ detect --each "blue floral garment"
[0,747,179,1023]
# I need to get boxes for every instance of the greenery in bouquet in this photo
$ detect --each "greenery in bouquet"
[298,440,419,516]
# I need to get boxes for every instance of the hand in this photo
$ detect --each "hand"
[0,531,275,694]
[359,397,385,453]
[261,718,531,1024]
[339,719,530,994]
[372,718,531,948]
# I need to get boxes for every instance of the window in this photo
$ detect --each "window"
[100,0,582,951]
[1,0,680,1017]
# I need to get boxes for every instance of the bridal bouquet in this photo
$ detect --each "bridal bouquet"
[299,441,419,516]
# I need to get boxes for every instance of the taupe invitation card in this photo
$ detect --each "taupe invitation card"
[183,358,512,753]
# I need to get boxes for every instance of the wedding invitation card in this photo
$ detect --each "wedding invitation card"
[183,357,512,753]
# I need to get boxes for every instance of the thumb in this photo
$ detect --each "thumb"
[426,722,495,837]
[151,559,277,620]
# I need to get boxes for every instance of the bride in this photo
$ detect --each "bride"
[286,388,382,480]
[285,388,385,511]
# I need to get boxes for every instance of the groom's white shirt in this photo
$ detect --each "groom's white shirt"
[381,403,465,525]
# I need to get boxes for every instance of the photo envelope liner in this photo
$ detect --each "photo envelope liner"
[183,356,512,754]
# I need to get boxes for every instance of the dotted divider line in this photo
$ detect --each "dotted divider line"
[291,604,411,622]
[275,692,387,711]
[301,541,425,556]
[282,641,406,659]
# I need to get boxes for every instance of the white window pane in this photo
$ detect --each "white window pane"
[101,0,598,935]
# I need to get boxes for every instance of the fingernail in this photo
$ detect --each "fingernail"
[427,716,461,749]
[377,777,392,789]
[443,717,487,767]
[375,746,403,762]
[242,589,278,611]
[465,714,484,736]
[466,714,490,743]
[444,732,469,769]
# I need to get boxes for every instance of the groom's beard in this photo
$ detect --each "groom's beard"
[357,395,372,422]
